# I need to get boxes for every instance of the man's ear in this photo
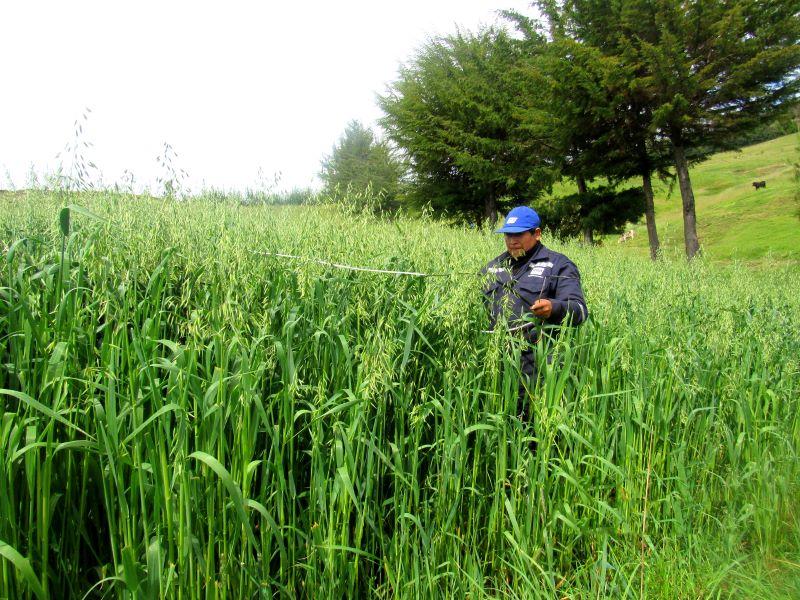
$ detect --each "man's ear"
[533,228,542,242]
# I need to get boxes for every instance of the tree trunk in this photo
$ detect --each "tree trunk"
[642,170,660,261]
[484,194,498,228]
[576,174,587,195]
[672,143,701,259]
[576,175,593,245]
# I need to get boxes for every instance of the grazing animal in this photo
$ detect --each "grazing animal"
[752,180,766,189]
[618,229,635,243]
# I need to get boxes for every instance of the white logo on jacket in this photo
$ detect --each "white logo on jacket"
[528,261,553,277]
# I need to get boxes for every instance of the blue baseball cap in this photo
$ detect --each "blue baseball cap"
[495,206,541,233]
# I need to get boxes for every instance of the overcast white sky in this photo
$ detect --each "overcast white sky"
[1,1,536,194]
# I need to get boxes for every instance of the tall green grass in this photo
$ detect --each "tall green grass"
[1,191,799,598]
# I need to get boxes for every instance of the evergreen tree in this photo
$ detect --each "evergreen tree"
[379,29,556,226]
[320,121,405,211]
[558,0,800,259]
[536,184,645,239]
[511,4,674,259]
[532,36,649,244]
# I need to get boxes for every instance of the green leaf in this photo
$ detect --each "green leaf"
[337,465,361,514]
[59,207,70,237]
[0,388,94,440]
[0,539,47,600]
[66,203,104,223]
[145,538,162,597]
[188,451,257,547]
[121,403,184,446]
[121,545,143,592]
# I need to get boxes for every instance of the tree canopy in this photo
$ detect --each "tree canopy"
[370,0,800,255]
[548,0,800,257]
[380,29,556,226]
[320,120,405,211]
[523,36,650,243]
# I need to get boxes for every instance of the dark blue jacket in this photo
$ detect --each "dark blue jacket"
[482,242,588,340]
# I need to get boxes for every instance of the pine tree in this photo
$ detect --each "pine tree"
[561,0,800,259]
[535,37,649,243]
[320,121,405,211]
[515,3,666,258]
[379,29,556,225]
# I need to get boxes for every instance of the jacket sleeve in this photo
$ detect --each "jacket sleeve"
[547,258,588,326]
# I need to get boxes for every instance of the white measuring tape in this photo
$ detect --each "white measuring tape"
[255,250,581,280]
[255,249,583,335]
[254,250,474,277]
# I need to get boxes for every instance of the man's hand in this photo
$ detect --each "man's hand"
[531,298,552,319]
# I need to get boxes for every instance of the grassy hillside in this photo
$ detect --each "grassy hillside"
[636,135,800,260]
[552,133,800,262]
[647,133,799,261]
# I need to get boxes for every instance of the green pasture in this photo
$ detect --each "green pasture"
[0,192,798,598]
[547,133,800,262]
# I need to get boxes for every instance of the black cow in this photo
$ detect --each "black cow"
[752,181,766,189]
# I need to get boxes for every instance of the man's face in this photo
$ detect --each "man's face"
[504,228,541,258]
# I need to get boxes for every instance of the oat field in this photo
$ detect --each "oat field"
[1,191,798,598]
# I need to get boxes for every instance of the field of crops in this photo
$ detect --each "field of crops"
[1,191,799,598]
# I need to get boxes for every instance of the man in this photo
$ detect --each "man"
[482,206,588,412]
